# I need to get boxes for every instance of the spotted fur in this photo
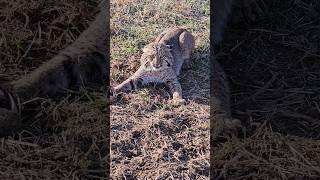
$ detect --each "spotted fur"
[113,28,195,105]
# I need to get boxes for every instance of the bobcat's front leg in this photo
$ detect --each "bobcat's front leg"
[164,69,186,105]
[112,67,145,93]
[113,77,141,93]
[0,87,20,135]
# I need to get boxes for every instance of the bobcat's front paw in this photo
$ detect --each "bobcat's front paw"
[109,86,119,95]
[223,118,242,136]
[112,85,122,93]
[0,108,20,135]
[108,86,124,104]
[169,98,186,106]
[225,118,241,130]
[113,81,134,93]
[211,117,242,142]
[0,88,20,135]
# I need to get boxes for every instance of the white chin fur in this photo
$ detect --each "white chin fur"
[152,66,160,71]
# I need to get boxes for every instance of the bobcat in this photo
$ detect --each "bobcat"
[112,27,195,105]
[211,0,242,139]
[0,0,108,135]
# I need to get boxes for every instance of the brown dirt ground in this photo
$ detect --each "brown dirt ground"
[0,0,108,179]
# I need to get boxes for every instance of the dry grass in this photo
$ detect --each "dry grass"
[212,0,320,179]
[110,0,210,179]
[1,0,319,179]
[0,0,99,82]
[212,126,320,179]
[0,0,108,179]
[226,0,320,138]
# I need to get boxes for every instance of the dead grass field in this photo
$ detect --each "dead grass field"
[111,0,320,179]
[0,0,108,179]
[110,0,210,179]
[212,0,320,179]
[0,0,319,179]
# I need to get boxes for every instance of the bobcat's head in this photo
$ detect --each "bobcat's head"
[141,42,174,71]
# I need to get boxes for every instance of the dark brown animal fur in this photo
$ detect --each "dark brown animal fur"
[0,0,108,135]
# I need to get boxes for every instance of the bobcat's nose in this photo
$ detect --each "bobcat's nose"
[151,62,161,69]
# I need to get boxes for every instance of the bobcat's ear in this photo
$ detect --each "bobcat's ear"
[143,43,154,53]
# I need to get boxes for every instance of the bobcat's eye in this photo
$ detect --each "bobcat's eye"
[166,44,173,50]
[144,61,150,67]
[165,60,171,67]
[148,55,155,60]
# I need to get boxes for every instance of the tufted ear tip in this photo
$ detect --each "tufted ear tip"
[142,47,148,53]
[143,42,155,53]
